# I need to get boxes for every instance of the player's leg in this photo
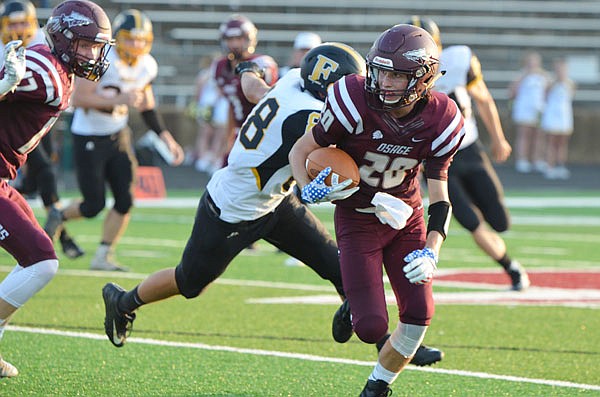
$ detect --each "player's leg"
[92,130,136,271]
[0,184,59,376]
[264,194,351,341]
[458,144,529,290]
[102,191,254,347]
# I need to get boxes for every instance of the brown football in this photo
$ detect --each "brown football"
[305,147,360,188]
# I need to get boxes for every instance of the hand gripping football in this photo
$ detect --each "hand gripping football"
[305,147,360,188]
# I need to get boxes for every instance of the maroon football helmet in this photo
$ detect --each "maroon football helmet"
[219,14,257,60]
[44,0,114,81]
[365,24,440,111]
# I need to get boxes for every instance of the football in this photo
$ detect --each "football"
[305,147,360,188]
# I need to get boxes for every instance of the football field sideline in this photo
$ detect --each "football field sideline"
[8,325,600,392]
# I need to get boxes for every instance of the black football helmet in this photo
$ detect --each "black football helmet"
[365,24,440,111]
[219,14,257,60]
[0,0,37,46]
[300,42,365,100]
[112,9,153,66]
[43,0,114,81]
[406,15,441,48]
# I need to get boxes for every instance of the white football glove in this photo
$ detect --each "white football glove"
[0,40,26,96]
[301,167,359,204]
[403,248,438,284]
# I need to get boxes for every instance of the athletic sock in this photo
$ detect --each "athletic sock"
[497,253,512,271]
[368,360,399,384]
[118,286,145,314]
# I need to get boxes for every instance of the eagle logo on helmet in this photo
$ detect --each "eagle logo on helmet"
[47,12,92,32]
[402,48,431,64]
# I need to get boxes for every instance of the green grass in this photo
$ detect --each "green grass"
[0,194,599,396]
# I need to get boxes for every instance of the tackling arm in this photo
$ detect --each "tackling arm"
[288,130,321,188]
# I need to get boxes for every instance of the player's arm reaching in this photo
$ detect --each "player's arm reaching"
[235,60,271,104]
[0,40,26,100]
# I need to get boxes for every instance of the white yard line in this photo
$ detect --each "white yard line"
[8,325,600,391]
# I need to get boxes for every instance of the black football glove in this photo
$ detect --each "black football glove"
[234,61,265,79]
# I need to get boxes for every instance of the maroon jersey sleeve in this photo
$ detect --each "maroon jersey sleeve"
[0,45,73,179]
[312,75,464,209]
[214,54,279,127]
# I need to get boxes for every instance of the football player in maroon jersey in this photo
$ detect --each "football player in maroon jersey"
[290,24,465,396]
[0,0,113,377]
[212,14,278,164]
[1,0,84,259]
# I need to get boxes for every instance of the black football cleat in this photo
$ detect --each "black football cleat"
[410,344,444,366]
[359,380,392,397]
[59,233,85,259]
[332,299,353,343]
[507,261,531,291]
[102,283,136,347]
[376,334,444,367]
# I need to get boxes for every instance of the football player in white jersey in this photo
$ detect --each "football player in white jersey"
[1,0,84,259]
[45,9,185,271]
[408,16,530,290]
[99,42,366,349]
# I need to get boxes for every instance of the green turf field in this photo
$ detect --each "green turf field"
[1,193,599,396]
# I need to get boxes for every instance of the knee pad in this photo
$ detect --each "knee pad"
[487,212,510,233]
[80,199,106,218]
[354,314,389,344]
[389,321,428,358]
[174,263,210,299]
[113,193,133,214]
[0,259,58,308]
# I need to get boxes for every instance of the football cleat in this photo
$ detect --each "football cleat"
[43,207,63,241]
[507,261,531,291]
[332,299,353,343]
[91,246,128,272]
[359,379,392,397]
[0,356,18,378]
[410,344,444,366]
[376,334,444,367]
[102,283,136,347]
[59,233,85,259]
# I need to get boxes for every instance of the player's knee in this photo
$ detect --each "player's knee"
[79,199,106,218]
[34,259,59,284]
[389,322,428,357]
[354,314,389,344]
[174,264,212,299]
[488,216,510,233]
[113,194,133,214]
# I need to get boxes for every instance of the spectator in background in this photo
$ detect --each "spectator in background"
[213,14,278,164]
[408,16,530,291]
[0,0,114,377]
[541,58,576,180]
[1,0,84,258]
[509,51,549,174]
[45,9,184,272]
[279,31,321,77]
[190,54,229,175]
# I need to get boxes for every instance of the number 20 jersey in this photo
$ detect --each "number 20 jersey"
[312,74,465,210]
[207,69,322,223]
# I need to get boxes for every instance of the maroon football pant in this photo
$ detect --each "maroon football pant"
[0,180,56,267]
[334,205,434,344]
